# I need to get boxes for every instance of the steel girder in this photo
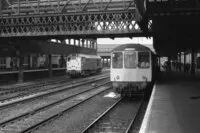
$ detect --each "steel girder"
[1,0,136,15]
[0,10,144,37]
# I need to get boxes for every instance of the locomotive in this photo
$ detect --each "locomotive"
[110,43,157,97]
[67,53,102,77]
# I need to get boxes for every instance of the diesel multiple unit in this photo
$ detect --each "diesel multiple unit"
[110,43,157,97]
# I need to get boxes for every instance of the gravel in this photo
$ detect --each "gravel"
[0,78,109,123]
[33,90,119,133]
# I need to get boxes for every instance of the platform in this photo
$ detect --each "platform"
[140,70,200,133]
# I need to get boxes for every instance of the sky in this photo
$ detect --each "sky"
[97,37,153,45]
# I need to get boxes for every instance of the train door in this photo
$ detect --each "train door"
[137,51,152,82]
[110,52,124,81]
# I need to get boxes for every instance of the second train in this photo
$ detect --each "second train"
[66,53,102,77]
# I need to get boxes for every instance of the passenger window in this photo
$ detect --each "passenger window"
[112,52,123,68]
[138,52,150,68]
[124,51,137,68]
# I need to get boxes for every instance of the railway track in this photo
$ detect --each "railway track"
[0,75,109,111]
[0,73,109,103]
[0,82,112,133]
[82,97,143,133]
[0,72,108,97]
[0,75,69,92]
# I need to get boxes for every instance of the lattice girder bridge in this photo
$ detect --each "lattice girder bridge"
[0,0,149,38]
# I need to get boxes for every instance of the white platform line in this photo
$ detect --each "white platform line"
[139,84,156,133]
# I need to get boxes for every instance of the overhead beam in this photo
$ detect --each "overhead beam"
[126,0,135,10]
[62,0,71,12]
[48,0,59,12]
[5,0,18,14]
[26,0,37,13]
[104,0,112,10]
[3,0,135,15]
[82,0,91,11]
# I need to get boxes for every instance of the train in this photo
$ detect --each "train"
[110,43,158,97]
[66,53,102,77]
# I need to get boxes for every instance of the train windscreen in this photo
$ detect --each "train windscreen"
[124,51,137,68]
[138,52,150,68]
[112,52,123,68]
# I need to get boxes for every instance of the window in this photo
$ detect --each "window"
[71,56,76,60]
[112,52,123,68]
[138,52,150,68]
[124,51,137,68]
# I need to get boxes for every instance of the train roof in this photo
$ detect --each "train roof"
[69,53,101,59]
[112,43,152,52]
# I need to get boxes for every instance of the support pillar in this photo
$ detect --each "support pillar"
[158,57,161,71]
[48,54,52,77]
[103,57,105,68]
[74,39,76,46]
[179,52,182,71]
[86,40,88,48]
[91,41,93,49]
[93,42,95,49]
[168,56,171,72]
[95,42,97,50]
[18,53,24,83]
[106,58,108,68]
[191,48,195,75]
[176,54,179,70]
[36,54,40,68]
[68,39,71,45]
[28,54,31,69]
[82,39,85,47]
[78,39,81,47]
[62,40,66,44]
[61,55,65,68]
[183,52,186,72]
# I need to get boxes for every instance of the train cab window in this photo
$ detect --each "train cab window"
[71,56,76,60]
[138,52,150,68]
[124,51,137,68]
[112,52,123,68]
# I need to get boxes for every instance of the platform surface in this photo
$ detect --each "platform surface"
[140,70,200,133]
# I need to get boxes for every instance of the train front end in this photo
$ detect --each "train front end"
[110,46,152,96]
[66,54,82,77]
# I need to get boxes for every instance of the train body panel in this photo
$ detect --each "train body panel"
[110,67,152,82]
[110,43,156,97]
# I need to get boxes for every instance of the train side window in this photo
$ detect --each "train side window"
[138,52,150,68]
[112,52,123,68]
[124,51,137,68]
